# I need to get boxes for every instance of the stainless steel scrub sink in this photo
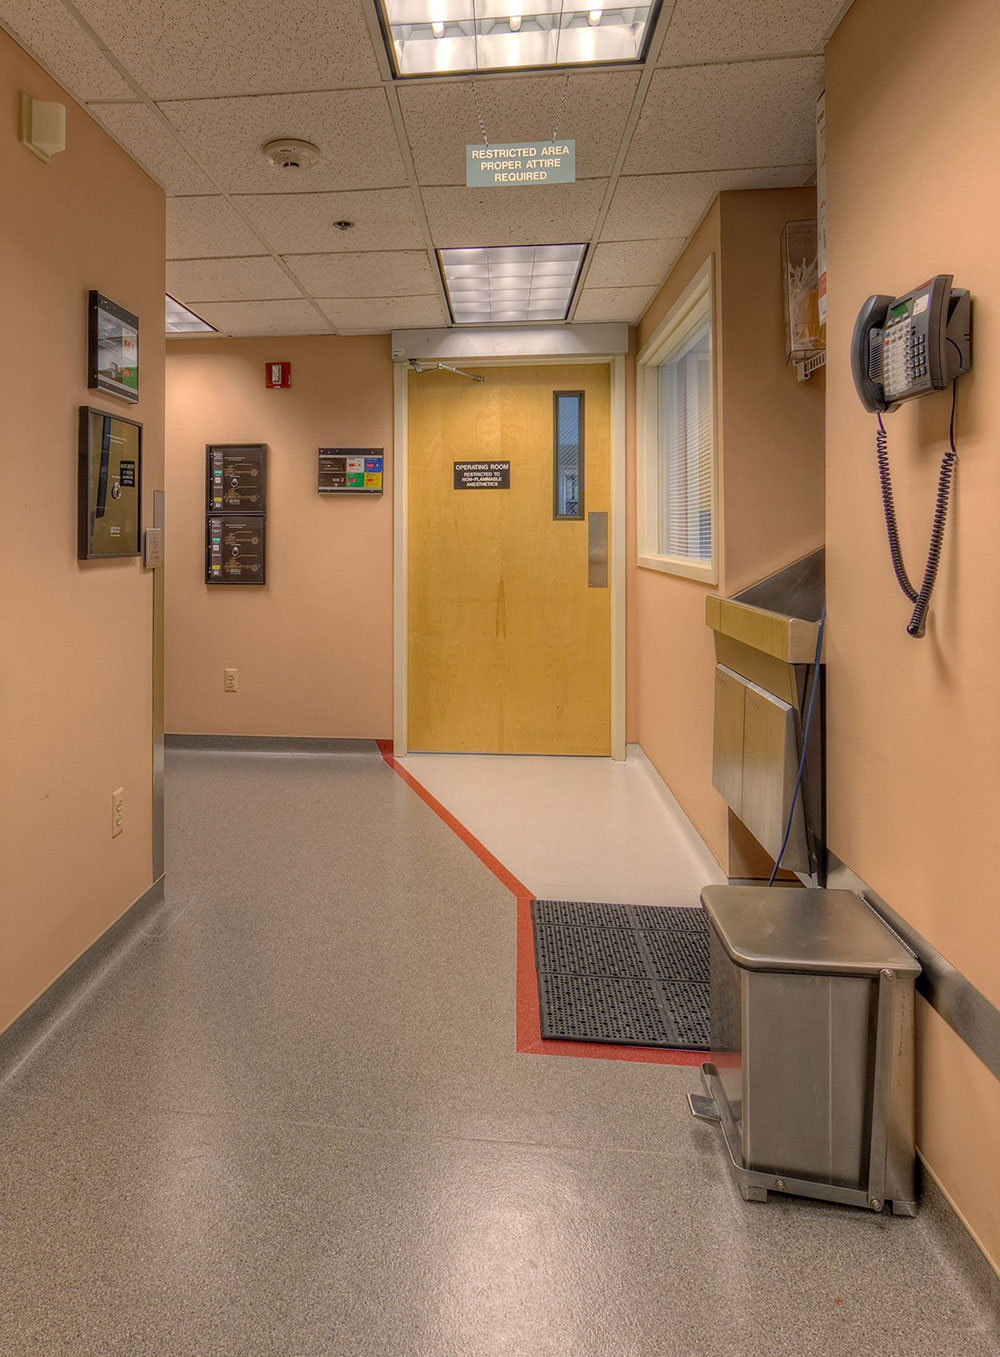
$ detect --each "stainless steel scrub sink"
[705,548,824,663]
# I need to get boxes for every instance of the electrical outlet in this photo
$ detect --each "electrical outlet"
[112,787,124,838]
[224,668,238,692]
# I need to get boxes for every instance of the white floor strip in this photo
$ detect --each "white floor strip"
[396,745,727,906]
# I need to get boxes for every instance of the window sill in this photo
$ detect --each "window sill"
[636,552,718,585]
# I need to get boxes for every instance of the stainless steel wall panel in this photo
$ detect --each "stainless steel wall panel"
[587,511,608,588]
[713,666,809,871]
[712,664,745,816]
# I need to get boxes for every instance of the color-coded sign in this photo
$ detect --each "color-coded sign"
[319,448,383,495]
[454,461,510,489]
[466,141,575,187]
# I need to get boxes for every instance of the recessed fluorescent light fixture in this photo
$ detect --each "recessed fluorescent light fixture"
[439,243,586,324]
[377,1,661,77]
[165,294,216,334]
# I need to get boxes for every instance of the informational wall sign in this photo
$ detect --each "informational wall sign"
[466,141,575,187]
[206,515,266,584]
[78,406,142,559]
[318,448,383,495]
[88,291,139,403]
[454,461,510,489]
[206,444,267,512]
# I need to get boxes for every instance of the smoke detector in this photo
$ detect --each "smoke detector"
[262,138,320,170]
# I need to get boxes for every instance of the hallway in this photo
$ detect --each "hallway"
[1,748,997,1355]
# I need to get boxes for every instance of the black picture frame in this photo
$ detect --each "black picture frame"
[206,514,267,585]
[88,290,139,404]
[78,406,143,560]
[206,444,267,514]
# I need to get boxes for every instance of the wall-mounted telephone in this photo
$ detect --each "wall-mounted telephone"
[851,275,971,412]
[851,276,973,638]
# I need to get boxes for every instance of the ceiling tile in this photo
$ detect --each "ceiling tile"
[167,197,265,260]
[159,90,407,194]
[658,0,845,65]
[422,180,607,249]
[285,252,437,299]
[624,59,824,176]
[602,167,814,242]
[318,296,449,332]
[572,286,659,324]
[167,257,298,303]
[585,239,687,290]
[234,190,425,255]
[397,70,641,187]
[72,0,381,99]
[0,0,133,100]
[187,300,332,337]
[86,102,216,194]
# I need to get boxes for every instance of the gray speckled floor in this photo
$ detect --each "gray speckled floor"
[0,749,997,1356]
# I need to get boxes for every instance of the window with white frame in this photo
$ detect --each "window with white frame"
[637,258,717,582]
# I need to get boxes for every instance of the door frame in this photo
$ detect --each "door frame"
[392,326,628,760]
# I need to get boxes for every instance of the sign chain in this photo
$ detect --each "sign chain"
[471,81,490,148]
[552,74,570,142]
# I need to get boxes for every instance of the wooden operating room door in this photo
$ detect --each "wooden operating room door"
[407,362,610,754]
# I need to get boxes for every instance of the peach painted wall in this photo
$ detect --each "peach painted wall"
[634,200,728,865]
[719,190,826,593]
[164,335,393,737]
[624,329,639,743]
[0,32,165,1034]
[825,0,1000,1269]
[633,190,825,869]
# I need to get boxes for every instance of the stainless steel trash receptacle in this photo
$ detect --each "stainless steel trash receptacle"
[688,886,920,1215]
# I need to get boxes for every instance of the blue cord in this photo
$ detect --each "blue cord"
[767,604,826,887]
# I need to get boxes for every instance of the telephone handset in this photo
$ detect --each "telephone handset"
[851,275,973,638]
[851,274,971,413]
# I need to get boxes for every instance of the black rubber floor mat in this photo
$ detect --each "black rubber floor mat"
[534,923,648,979]
[531,899,710,1050]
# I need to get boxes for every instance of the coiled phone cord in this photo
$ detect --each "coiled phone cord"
[875,413,918,603]
[875,380,958,638]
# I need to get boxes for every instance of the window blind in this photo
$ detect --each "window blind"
[658,321,712,561]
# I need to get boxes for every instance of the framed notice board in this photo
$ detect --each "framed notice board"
[78,406,142,559]
[318,447,383,494]
[206,515,266,584]
[206,444,267,513]
[88,292,139,403]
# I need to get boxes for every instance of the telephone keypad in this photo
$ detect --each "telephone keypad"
[884,316,931,398]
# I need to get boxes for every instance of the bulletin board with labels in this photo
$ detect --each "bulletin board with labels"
[318,448,384,495]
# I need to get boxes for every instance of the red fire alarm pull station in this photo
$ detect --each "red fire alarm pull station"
[265,361,291,388]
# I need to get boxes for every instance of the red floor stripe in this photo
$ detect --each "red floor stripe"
[377,738,706,1068]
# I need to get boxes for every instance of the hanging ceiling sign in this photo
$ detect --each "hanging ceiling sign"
[466,141,575,188]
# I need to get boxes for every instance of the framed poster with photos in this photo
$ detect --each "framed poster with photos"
[88,291,139,403]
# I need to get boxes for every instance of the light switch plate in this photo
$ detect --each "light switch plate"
[143,527,163,570]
